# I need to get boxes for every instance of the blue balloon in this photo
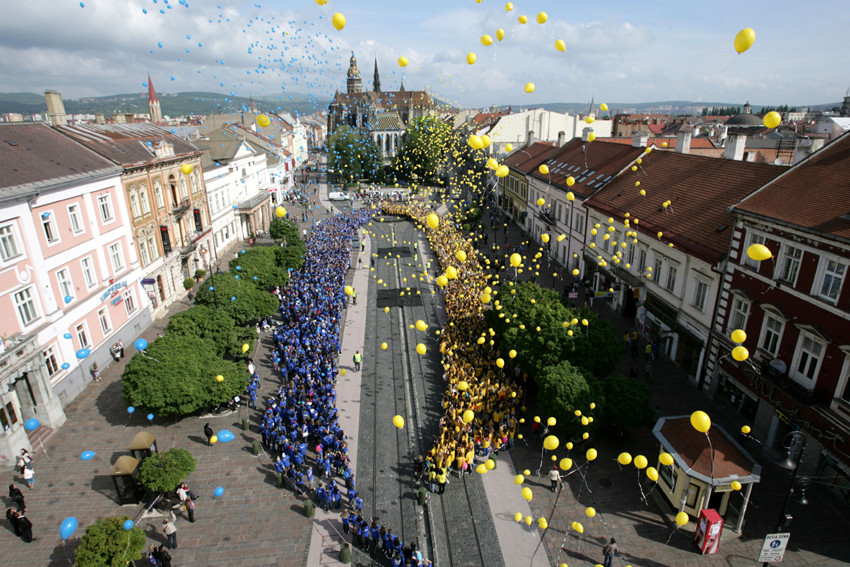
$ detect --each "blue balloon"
[60,517,78,540]
[127,406,135,413]
[231,297,236,301]
[240,250,246,254]
[236,266,242,270]
[253,276,258,280]
[61,362,70,370]
[217,429,235,443]
[81,451,96,461]
[76,348,91,359]
[64,295,72,304]
[147,414,154,421]
[63,333,72,339]
[234,275,239,280]
[209,286,214,291]
[24,418,40,431]
[213,486,224,497]
[123,520,134,530]
[134,338,148,351]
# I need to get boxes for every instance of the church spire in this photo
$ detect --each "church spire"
[147,73,162,123]
[373,58,381,93]
[346,52,362,94]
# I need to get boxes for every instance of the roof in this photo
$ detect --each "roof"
[725,113,764,126]
[598,137,717,150]
[331,89,433,109]
[205,126,282,166]
[147,74,159,104]
[654,416,761,486]
[374,113,403,130]
[583,150,784,264]
[532,139,646,197]
[732,130,850,241]
[193,139,257,170]
[54,123,200,166]
[0,123,122,200]
[503,141,556,174]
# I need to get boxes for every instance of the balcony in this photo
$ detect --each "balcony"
[536,209,556,227]
[179,227,211,258]
[171,198,191,218]
[756,359,829,406]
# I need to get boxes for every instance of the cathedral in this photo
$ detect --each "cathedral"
[327,53,436,162]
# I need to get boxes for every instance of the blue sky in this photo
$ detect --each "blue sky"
[1,0,848,109]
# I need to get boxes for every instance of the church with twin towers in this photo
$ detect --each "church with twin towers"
[326,53,436,162]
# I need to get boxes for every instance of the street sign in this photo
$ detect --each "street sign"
[758,533,790,562]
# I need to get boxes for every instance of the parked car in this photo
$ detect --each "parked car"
[328,191,351,201]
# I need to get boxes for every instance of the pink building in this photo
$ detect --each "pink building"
[0,123,148,463]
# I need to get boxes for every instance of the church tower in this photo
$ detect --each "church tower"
[147,74,162,123]
[841,88,850,117]
[346,53,362,94]
[373,59,381,93]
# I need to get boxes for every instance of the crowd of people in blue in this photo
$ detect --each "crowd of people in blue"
[250,209,432,567]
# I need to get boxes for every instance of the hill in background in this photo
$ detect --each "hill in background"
[503,100,842,115]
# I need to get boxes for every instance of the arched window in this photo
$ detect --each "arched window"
[180,177,188,199]
[154,181,164,208]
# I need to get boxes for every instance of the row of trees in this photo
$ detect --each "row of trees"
[122,220,304,416]
[484,282,655,438]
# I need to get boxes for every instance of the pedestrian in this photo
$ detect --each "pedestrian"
[154,545,173,567]
[184,494,196,523]
[147,545,159,566]
[23,466,34,490]
[163,510,178,549]
[652,338,660,360]
[204,423,214,446]
[644,362,653,381]
[8,484,25,512]
[436,466,447,495]
[644,343,652,360]
[602,538,619,567]
[18,449,33,471]
[548,466,560,492]
[90,361,101,382]
[6,508,21,537]
[110,343,120,362]
[17,511,34,542]
[353,350,361,372]
[630,338,639,359]
[118,339,125,358]
[352,289,357,305]
[341,510,350,534]
[629,366,638,379]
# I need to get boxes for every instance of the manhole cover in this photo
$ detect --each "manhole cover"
[598,478,613,488]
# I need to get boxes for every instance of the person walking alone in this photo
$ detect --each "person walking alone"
[602,538,619,567]
[548,466,560,492]
[163,511,178,549]
[353,351,361,372]
[204,423,214,446]
[17,511,35,543]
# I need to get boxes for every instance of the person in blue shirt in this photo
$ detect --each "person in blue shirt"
[354,496,362,511]
[341,510,350,534]
[315,484,326,510]
[370,520,381,554]
[331,485,341,509]
[391,552,403,567]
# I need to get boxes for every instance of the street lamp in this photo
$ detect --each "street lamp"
[763,430,808,567]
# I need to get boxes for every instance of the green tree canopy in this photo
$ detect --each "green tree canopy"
[269,219,307,271]
[138,448,197,493]
[601,375,655,430]
[194,274,279,326]
[391,115,451,183]
[328,125,381,183]
[165,305,256,358]
[537,360,603,440]
[74,516,146,567]
[122,334,248,416]
[229,247,279,288]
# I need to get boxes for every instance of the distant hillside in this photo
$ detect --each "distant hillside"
[503,100,843,116]
[0,91,330,118]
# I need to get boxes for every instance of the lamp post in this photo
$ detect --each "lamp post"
[763,430,808,567]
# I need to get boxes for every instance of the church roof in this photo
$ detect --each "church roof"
[147,74,159,103]
[332,89,433,108]
[725,113,763,126]
[374,113,403,131]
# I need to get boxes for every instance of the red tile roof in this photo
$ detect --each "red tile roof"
[503,142,556,173]
[584,150,784,264]
[597,136,717,149]
[532,139,646,198]
[733,131,850,240]
[658,417,758,481]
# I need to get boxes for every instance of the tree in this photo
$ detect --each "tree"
[138,448,197,493]
[165,305,256,358]
[537,361,603,439]
[601,375,655,430]
[74,516,146,567]
[391,115,451,184]
[229,247,278,288]
[269,218,307,270]
[122,334,248,416]
[328,125,381,184]
[194,275,279,326]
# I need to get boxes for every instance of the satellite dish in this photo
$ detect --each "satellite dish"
[768,358,787,376]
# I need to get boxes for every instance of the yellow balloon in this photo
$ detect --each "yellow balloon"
[496,358,505,368]
[730,329,747,344]
[416,343,426,355]
[646,467,659,482]
[466,52,477,65]
[524,83,535,94]
[458,380,469,391]
[416,320,428,332]
[505,2,513,11]
[538,517,548,529]
[257,114,271,128]
[734,28,756,54]
[477,464,487,474]
[463,410,474,424]
[536,198,545,206]
[384,306,390,313]
[547,417,556,426]
[275,206,287,218]
[393,415,404,428]
[586,448,597,461]
[523,469,531,475]
[315,0,328,4]
[676,512,689,526]
[690,410,711,433]
[634,455,648,469]
[456,250,467,262]
[543,435,559,451]
[585,115,595,124]
[426,213,439,229]
[468,135,484,150]
[481,35,493,46]
[504,143,513,152]
[398,56,409,67]
[747,243,772,261]
[436,275,448,288]
[617,452,632,466]
[587,132,596,142]
[215,375,224,382]
[522,487,533,501]
[495,165,510,178]
[555,39,566,52]
[485,459,495,470]
[600,103,609,112]
[181,163,194,175]
[536,12,548,24]
[514,512,523,522]
[586,507,596,517]
[525,516,533,526]
[542,233,550,243]
[510,253,522,267]
[331,12,346,31]
[340,369,346,376]
[731,481,742,491]
[732,345,749,361]
[446,266,458,280]
[659,452,674,466]
[566,176,575,186]
[496,28,506,41]
[573,522,584,534]
[345,285,354,296]
[559,458,572,471]
[509,349,517,359]
[210,435,218,444]
[763,111,782,129]
[518,15,528,24]
[381,342,388,350]
[741,425,752,435]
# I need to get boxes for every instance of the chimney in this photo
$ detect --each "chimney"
[582,127,593,142]
[112,114,126,124]
[95,113,105,124]
[44,90,67,126]
[526,130,536,147]
[792,137,826,165]
[557,131,566,147]
[675,128,692,154]
[717,125,728,143]
[632,132,649,147]
[125,113,135,124]
[724,133,747,161]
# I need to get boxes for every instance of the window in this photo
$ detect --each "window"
[68,204,84,234]
[139,239,150,266]
[653,258,663,281]
[130,193,141,218]
[0,224,20,261]
[574,212,585,234]
[14,287,37,326]
[794,334,824,382]
[81,256,96,289]
[98,194,114,222]
[139,188,151,214]
[147,236,159,262]
[108,243,124,273]
[42,213,59,243]
[180,178,188,199]
[155,182,165,208]
[123,289,137,315]
[43,346,60,377]
[744,233,765,269]
[761,315,784,356]
[628,244,635,266]
[638,249,647,272]
[818,259,846,302]
[98,307,111,335]
[666,266,677,292]
[57,268,74,300]
[692,279,708,311]
[659,462,678,491]
[75,322,91,349]
[729,296,750,332]
[778,245,803,285]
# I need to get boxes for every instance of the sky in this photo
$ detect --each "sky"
[1,0,848,110]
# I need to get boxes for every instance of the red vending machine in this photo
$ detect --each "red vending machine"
[694,509,724,555]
